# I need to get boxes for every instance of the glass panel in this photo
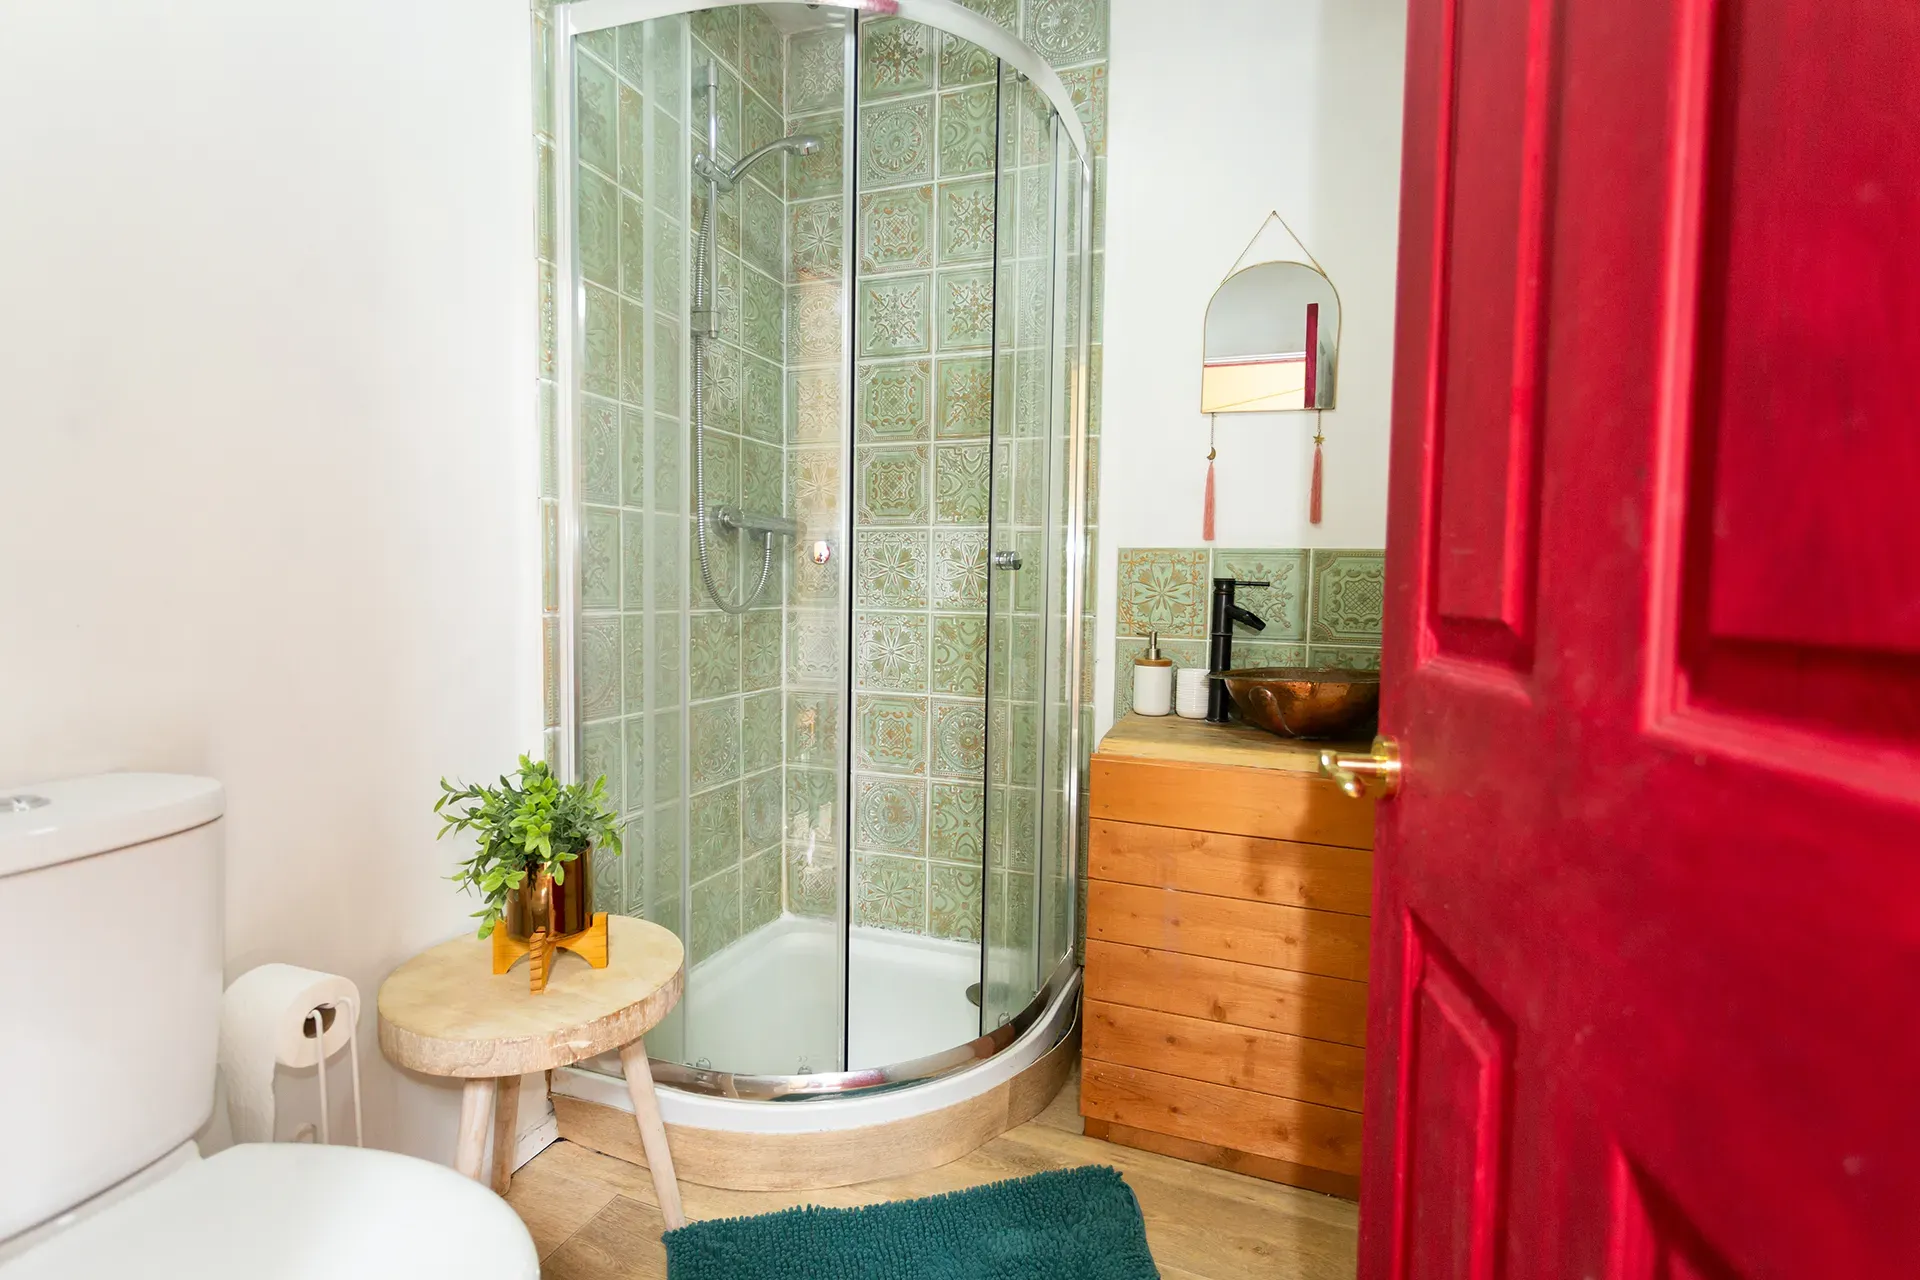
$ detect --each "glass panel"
[567,3,851,1081]
[843,13,991,1068]
[982,70,1060,1031]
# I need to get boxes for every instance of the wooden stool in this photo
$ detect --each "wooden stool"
[376,914,687,1227]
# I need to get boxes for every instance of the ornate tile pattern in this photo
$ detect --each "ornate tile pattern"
[855,612,929,691]
[931,529,987,610]
[937,86,996,177]
[787,30,844,115]
[1212,548,1309,642]
[856,529,929,608]
[930,699,987,779]
[855,774,926,853]
[1115,547,1210,639]
[859,186,935,274]
[857,359,932,442]
[790,198,843,283]
[928,861,983,941]
[859,98,935,188]
[854,852,925,932]
[933,443,990,523]
[931,615,987,697]
[860,19,934,99]
[856,695,927,775]
[936,268,995,350]
[856,445,929,525]
[860,275,933,356]
[937,178,996,263]
[1310,549,1387,643]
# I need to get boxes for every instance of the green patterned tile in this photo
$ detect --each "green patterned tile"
[1115,547,1210,639]
[1310,549,1387,643]
[1208,549,1303,641]
[743,769,783,854]
[577,55,616,175]
[936,178,995,263]
[650,513,684,610]
[617,84,645,198]
[615,23,646,91]
[856,694,927,775]
[938,25,1000,89]
[580,615,621,721]
[788,113,845,200]
[937,86,996,177]
[860,97,935,188]
[786,842,840,918]
[930,615,987,696]
[854,851,925,932]
[790,446,841,520]
[1058,63,1108,155]
[860,274,933,357]
[689,698,741,792]
[788,29,845,115]
[785,766,839,843]
[582,284,619,397]
[935,357,992,439]
[928,861,983,941]
[860,19,933,98]
[622,410,649,512]
[651,213,684,313]
[855,445,929,525]
[791,197,844,283]
[855,774,926,854]
[787,691,840,766]
[581,720,622,814]
[929,779,985,865]
[741,177,785,280]
[689,611,740,698]
[651,108,684,206]
[855,529,928,608]
[789,281,844,365]
[859,185,935,273]
[936,268,994,351]
[930,529,987,610]
[742,355,782,446]
[690,865,740,963]
[653,709,682,801]
[741,608,781,692]
[648,802,683,921]
[689,8,738,64]
[786,607,842,685]
[653,415,682,512]
[582,506,619,609]
[620,511,646,610]
[742,691,781,773]
[789,367,842,444]
[543,615,560,729]
[591,807,623,909]
[933,443,989,523]
[1307,644,1383,673]
[620,816,646,918]
[741,437,782,516]
[742,847,781,931]
[930,699,986,779]
[579,168,618,288]
[789,531,838,607]
[1235,641,1310,670]
[741,263,784,364]
[652,316,682,412]
[856,612,929,693]
[857,359,931,442]
[620,299,647,406]
[739,6,783,110]
[580,395,620,504]
[689,781,742,883]
[623,612,647,713]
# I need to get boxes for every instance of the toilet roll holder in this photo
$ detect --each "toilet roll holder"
[295,999,365,1147]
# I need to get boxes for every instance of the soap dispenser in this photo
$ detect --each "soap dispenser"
[1133,631,1173,716]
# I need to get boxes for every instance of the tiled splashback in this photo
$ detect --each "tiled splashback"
[1110,546,1386,719]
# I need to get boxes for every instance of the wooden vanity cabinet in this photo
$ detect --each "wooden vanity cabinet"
[1080,714,1375,1199]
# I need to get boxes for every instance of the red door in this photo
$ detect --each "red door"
[1366,0,1920,1275]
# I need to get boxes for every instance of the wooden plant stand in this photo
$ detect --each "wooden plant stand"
[492,911,609,994]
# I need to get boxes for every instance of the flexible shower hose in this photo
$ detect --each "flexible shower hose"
[691,176,775,615]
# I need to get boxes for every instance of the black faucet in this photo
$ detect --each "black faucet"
[1207,577,1268,722]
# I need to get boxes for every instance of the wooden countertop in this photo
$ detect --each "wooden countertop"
[1095,712,1368,776]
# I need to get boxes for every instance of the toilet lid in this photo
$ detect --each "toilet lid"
[1,1143,539,1279]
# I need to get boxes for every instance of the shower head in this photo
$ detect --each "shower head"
[723,134,823,185]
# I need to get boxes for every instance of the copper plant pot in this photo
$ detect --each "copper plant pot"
[502,846,595,939]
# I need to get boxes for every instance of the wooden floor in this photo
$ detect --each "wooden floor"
[505,1063,1358,1279]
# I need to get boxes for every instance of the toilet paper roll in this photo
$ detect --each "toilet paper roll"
[219,963,359,1144]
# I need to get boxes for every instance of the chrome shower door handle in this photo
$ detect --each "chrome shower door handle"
[992,551,1023,570]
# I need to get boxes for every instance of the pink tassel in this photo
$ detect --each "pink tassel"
[1309,436,1324,525]
[1202,455,1217,542]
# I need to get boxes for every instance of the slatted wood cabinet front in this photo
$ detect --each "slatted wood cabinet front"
[1080,727,1374,1199]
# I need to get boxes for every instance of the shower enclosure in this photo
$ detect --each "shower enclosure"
[550,0,1092,1102]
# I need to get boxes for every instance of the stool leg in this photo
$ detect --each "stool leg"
[454,1077,497,1182]
[491,1074,523,1195]
[618,1040,685,1229]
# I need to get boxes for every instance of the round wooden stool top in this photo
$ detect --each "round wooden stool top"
[377,915,685,1079]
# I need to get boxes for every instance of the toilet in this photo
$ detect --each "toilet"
[0,774,538,1278]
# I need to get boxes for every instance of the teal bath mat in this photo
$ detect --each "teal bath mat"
[663,1165,1160,1280]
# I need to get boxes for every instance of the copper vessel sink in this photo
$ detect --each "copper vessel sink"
[1219,667,1381,740]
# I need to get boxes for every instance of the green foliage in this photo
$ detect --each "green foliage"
[435,755,623,939]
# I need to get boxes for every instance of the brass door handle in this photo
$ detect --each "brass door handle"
[1318,736,1401,800]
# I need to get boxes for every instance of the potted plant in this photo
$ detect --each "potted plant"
[435,755,622,941]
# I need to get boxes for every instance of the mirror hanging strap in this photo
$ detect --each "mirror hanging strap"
[1203,414,1217,543]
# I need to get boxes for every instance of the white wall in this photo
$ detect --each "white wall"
[0,0,539,1161]
[1095,0,1408,730]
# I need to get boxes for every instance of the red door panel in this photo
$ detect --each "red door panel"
[1370,0,1920,1276]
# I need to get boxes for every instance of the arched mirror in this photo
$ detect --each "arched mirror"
[1201,260,1340,413]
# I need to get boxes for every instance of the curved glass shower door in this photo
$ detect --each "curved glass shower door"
[554,0,1092,1098]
